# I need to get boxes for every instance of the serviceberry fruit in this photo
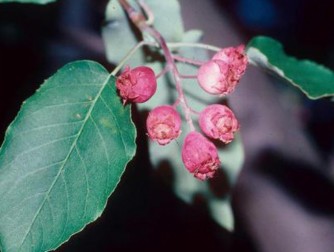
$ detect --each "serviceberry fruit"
[181,131,220,180]
[197,45,248,95]
[146,105,182,145]
[199,104,239,143]
[116,66,157,104]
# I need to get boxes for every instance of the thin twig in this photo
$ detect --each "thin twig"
[118,0,195,131]
[167,42,221,52]
[179,74,197,79]
[137,0,154,25]
[111,40,154,75]
[155,64,171,79]
[172,54,206,66]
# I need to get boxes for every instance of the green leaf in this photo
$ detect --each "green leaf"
[0,60,136,252]
[246,36,334,99]
[0,0,56,4]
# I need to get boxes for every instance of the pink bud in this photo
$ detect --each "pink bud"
[146,105,182,145]
[199,104,239,143]
[181,131,220,180]
[197,45,248,95]
[116,66,157,104]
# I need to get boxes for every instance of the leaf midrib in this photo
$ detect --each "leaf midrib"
[18,73,113,251]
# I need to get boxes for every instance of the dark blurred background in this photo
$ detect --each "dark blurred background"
[1,0,334,251]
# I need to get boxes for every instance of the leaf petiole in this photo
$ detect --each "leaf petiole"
[167,42,221,52]
[111,40,155,76]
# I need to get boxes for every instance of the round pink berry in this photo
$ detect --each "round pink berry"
[116,66,157,104]
[181,131,220,180]
[197,44,248,95]
[199,104,239,144]
[146,105,182,145]
[197,60,230,95]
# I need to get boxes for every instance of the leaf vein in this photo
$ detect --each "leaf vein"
[13,120,84,138]
[3,133,80,169]
[89,115,110,197]
[75,146,89,221]
[17,73,113,250]
[20,100,92,120]
[2,160,65,199]
[100,94,129,157]
[57,173,69,244]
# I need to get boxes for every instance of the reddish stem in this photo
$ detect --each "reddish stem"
[179,74,198,79]
[172,54,205,66]
[118,0,195,131]
[155,65,170,79]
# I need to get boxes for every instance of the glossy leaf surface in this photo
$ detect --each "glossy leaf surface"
[247,36,334,99]
[0,61,136,252]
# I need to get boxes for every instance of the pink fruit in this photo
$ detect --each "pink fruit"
[197,45,248,95]
[146,105,182,145]
[116,66,157,104]
[199,104,239,143]
[181,131,220,180]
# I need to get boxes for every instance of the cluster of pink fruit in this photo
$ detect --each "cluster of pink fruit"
[116,45,248,180]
